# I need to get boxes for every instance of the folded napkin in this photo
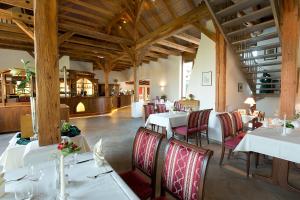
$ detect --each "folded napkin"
[61,125,81,137]
[93,139,105,167]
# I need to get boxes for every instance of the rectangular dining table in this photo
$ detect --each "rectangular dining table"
[145,111,188,138]
[2,152,139,200]
[234,127,300,192]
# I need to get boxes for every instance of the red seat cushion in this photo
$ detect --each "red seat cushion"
[172,126,198,135]
[120,171,152,199]
[199,124,208,131]
[237,131,246,139]
[225,137,242,149]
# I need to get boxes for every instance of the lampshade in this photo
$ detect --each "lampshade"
[244,97,256,105]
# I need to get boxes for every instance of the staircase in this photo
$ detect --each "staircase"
[204,0,281,97]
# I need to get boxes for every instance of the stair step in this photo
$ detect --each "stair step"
[255,93,280,97]
[232,32,279,46]
[248,76,281,80]
[247,70,281,74]
[256,88,281,91]
[227,20,275,37]
[237,42,280,53]
[255,82,281,85]
[241,53,282,61]
[222,6,273,28]
[216,0,264,18]
[244,61,281,67]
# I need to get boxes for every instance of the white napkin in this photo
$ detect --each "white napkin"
[93,139,105,167]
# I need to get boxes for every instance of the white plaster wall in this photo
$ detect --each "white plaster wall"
[256,97,280,117]
[127,55,182,101]
[226,47,252,111]
[187,33,216,109]
[70,60,93,73]
[0,49,34,69]
[94,70,127,84]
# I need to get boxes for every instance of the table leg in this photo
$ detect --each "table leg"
[253,158,300,193]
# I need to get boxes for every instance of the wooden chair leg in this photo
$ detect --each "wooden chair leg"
[198,133,202,147]
[157,125,159,133]
[246,152,251,177]
[195,133,199,146]
[186,135,188,143]
[219,146,225,166]
[151,124,154,131]
[206,130,209,144]
[255,153,259,168]
[227,149,232,160]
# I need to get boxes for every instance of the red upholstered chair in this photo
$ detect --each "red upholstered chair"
[199,109,213,145]
[174,101,184,111]
[217,113,251,177]
[231,111,247,139]
[120,127,163,199]
[172,111,201,146]
[144,104,156,131]
[155,139,213,200]
[156,104,167,113]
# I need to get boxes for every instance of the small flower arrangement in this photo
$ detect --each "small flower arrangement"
[282,121,295,129]
[57,140,81,157]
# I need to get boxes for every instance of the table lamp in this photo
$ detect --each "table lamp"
[244,97,256,115]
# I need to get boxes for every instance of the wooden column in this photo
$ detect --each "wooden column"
[1,73,6,106]
[279,0,300,118]
[133,61,139,102]
[34,0,60,146]
[104,70,110,97]
[215,29,227,112]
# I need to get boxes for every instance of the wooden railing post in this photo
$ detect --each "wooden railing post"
[34,0,60,146]
[133,61,139,102]
[104,70,110,97]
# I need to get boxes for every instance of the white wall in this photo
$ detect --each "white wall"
[127,55,182,101]
[94,70,127,84]
[256,97,280,117]
[69,60,93,73]
[187,34,216,109]
[0,49,34,70]
[226,47,252,111]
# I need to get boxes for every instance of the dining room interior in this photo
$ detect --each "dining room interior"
[0,0,299,199]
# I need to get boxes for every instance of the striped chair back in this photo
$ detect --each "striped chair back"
[187,111,201,129]
[157,104,167,113]
[162,139,213,200]
[231,111,243,133]
[217,113,234,140]
[199,109,212,127]
[143,104,155,121]
[132,127,163,177]
[174,101,183,111]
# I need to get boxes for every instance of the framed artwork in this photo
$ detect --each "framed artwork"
[202,71,212,86]
[238,82,243,92]
[264,48,277,60]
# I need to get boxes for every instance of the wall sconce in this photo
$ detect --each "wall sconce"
[160,86,165,91]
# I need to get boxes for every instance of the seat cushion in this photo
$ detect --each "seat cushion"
[237,131,246,139]
[199,124,208,131]
[173,126,198,135]
[225,137,242,149]
[120,171,152,199]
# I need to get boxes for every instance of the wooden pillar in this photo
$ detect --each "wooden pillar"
[104,70,110,97]
[215,29,227,112]
[279,0,299,118]
[34,0,60,146]
[1,73,6,106]
[133,62,139,102]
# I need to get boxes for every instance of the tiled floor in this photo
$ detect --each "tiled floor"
[1,107,300,199]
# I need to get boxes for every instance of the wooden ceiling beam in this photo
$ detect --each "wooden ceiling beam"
[0,0,33,10]
[193,21,216,41]
[157,40,196,53]
[58,31,74,46]
[59,15,98,28]
[173,33,200,45]
[136,4,209,49]
[68,36,122,51]
[0,8,33,24]
[12,19,34,40]
[63,0,113,18]
[150,45,181,55]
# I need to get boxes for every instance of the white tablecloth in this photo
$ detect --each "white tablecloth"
[145,112,188,138]
[0,134,91,171]
[2,152,139,200]
[234,127,300,163]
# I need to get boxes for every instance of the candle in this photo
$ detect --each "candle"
[283,114,287,135]
[60,155,65,200]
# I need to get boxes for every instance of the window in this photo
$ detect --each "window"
[181,61,193,98]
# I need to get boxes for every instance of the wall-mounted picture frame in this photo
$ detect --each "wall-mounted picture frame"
[238,82,243,93]
[264,48,277,60]
[202,71,212,86]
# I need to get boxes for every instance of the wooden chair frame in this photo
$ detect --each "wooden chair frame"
[160,138,213,200]
[131,127,164,199]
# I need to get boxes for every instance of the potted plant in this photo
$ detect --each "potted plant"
[13,60,37,137]
[161,94,167,102]
[282,121,295,134]
[188,93,195,100]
